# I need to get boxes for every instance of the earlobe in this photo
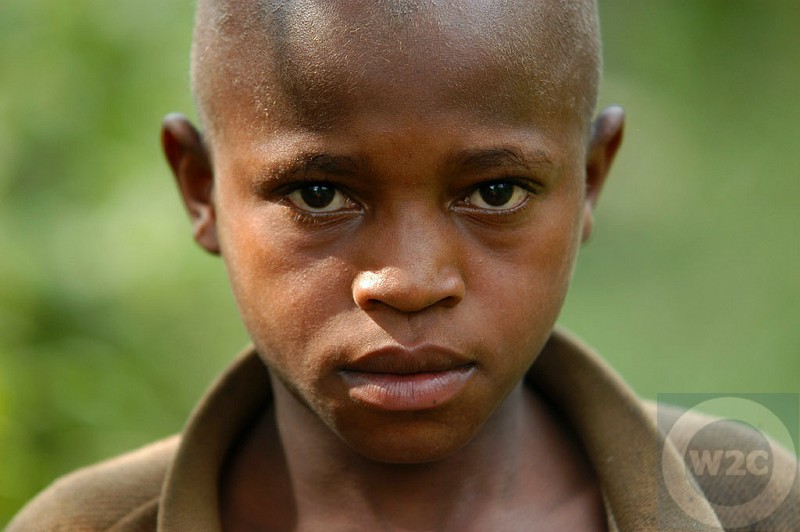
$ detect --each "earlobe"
[582,105,625,243]
[161,113,220,255]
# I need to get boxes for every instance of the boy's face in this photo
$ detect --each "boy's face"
[165,1,622,463]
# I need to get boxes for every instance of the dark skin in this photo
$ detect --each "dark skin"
[163,1,623,530]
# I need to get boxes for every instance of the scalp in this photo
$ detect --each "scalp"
[191,0,601,144]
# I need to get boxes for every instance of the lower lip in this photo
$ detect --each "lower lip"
[339,366,475,411]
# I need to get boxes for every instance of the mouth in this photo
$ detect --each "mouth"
[338,346,476,411]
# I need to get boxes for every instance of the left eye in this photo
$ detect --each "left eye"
[285,184,351,213]
[465,182,529,210]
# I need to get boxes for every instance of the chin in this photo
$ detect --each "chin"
[337,416,482,465]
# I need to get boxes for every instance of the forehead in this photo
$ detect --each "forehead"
[196,0,597,142]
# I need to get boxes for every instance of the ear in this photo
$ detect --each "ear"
[161,113,220,255]
[582,105,625,243]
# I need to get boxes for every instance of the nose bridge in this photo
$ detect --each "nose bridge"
[352,201,465,313]
[393,201,447,269]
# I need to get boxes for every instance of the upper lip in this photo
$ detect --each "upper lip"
[341,345,473,375]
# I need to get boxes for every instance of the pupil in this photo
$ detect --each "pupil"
[300,185,335,209]
[479,183,513,206]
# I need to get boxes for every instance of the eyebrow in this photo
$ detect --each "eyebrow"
[253,152,358,187]
[450,147,554,174]
[252,146,554,190]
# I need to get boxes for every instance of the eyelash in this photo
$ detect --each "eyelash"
[277,181,361,225]
[276,177,540,225]
[457,177,540,210]
[288,209,337,226]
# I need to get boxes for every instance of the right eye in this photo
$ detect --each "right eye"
[284,183,352,213]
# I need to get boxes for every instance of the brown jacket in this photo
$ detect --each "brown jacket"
[8,330,799,531]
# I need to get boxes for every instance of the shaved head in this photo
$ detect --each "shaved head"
[191,0,601,144]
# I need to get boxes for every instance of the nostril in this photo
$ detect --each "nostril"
[352,271,386,310]
[435,295,461,310]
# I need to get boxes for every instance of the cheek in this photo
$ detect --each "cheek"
[216,201,357,373]
[466,192,583,359]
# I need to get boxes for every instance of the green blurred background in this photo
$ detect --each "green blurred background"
[1,0,798,524]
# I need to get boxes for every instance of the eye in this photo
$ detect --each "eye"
[285,183,352,213]
[465,181,530,210]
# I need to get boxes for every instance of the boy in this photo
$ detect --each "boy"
[9,0,798,530]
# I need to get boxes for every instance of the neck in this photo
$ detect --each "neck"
[284,382,528,529]
[221,373,600,531]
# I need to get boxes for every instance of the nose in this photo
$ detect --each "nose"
[353,267,464,312]
[352,215,465,313]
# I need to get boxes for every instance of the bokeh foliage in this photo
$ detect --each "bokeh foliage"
[1,0,798,524]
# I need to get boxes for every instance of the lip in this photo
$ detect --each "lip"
[338,346,476,411]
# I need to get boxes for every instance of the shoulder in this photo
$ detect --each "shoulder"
[647,401,800,530]
[7,435,179,532]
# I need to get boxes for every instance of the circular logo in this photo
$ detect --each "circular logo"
[661,397,797,528]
